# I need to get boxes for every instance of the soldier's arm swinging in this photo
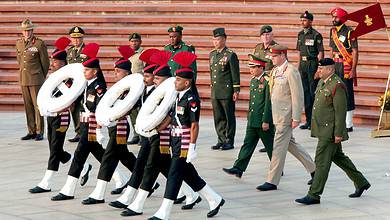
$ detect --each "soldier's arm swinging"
[190,121,199,144]
[333,85,348,143]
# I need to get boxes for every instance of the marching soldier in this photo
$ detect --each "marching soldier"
[209,28,240,151]
[16,19,49,141]
[329,7,358,132]
[257,45,315,191]
[149,51,224,220]
[295,58,370,205]
[66,26,86,142]
[296,11,324,130]
[223,54,274,178]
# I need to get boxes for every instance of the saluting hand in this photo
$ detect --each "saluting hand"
[334,136,343,143]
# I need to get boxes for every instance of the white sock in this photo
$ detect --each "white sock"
[153,198,174,220]
[88,179,108,200]
[127,189,149,213]
[37,170,55,190]
[112,168,129,188]
[181,182,199,205]
[59,175,78,196]
[116,186,136,205]
[346,110,354,128]
[198,184,222,210]
[80,163,91,177]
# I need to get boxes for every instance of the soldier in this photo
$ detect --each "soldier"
[66,26,86,142]
[295,58,370,205]
[16,19,49,141]
[127,32,145,145]
[209,28,240,151]
[253,25,278,153]
[329,7,358,132]
[222,54,274,178]
[296,11,324,130]
[257,45,315,191]
[148,51,224,220]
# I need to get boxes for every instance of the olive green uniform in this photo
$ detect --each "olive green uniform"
[16,36,49,135]
[296,27,323,125]
[164,41,197,80]
[308,73,369,200]
[209,47,240,146]
[252,40,278,73]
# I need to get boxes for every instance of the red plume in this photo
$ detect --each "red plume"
[139,48,160,64]
[55,37,71,51]
[150,50,172,66]
[172,51,197,68]
[118,45,135,60]
[82,43,100,58]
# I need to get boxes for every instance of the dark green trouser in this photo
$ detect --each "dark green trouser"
[308,139,369,200]
[299,60,318,125]
[234,125,274,171]
[129,106,140,139]
[211,98,236,145]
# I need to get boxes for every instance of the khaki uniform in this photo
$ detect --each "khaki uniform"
[252,40,278,73]
[267,61,315,185]
[16,36,49,135]
[129,47,145,74]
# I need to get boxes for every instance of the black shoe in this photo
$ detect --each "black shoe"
[174,195,186,204]
[68,135,80,143]
[111,185,126,195]
[147,182,160,198]
[147,217,162,220]
[121,208,143,216]
[29,186,51,194]
[349,183,371,198]
[221,143,234,151]
[51,193,74,201]
[80,164,92,186]
[299,123,311,130]
[127,136,140,145]
[82,197,105,205]
[256,182,277,191]
[259,147,267,153]
[295,195,320,205]
[182,196,202,210]
[222,167,243,178]
[35,134,43,141]
[21,133,36,140]
[347,127,353,132]
[207,198,225,217]
[108,200,128,209]
[308,172,315,185]
[211,143,223,150]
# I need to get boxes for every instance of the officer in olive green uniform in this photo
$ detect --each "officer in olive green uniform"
[295,58,370,205]
[253,25,278,74]
[222,54,274,178]
[297,11,324,130]
[16,19,49,141]
[209,28,240,151]
[66,26,86,142]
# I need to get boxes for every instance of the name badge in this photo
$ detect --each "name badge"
[339,35,346,43]
[305,39,314,46]
[87,94,95,102]
[176,106,184,115]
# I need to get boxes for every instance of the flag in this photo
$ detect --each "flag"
[347,3,387,39]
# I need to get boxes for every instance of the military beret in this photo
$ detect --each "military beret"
[69,26,85,38]
[318,58,335,66]
[300,11,314,21]
[213,27,227,38]
[248,54,267,67]
[129,32,141,40]
[260,25,272,35]
[168,25,183,33]
[268,44,288,55]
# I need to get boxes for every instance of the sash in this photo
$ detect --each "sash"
[159,126,171,155]
[56,110,70,133]
[87,113,97,142]
[331,28,353,79]
[116,118,128,145]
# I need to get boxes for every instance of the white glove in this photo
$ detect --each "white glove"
[95,128,106,145]
[107,121,117,127]
[46,111,58,117]
[186,143,197,163]
[138,129,158,138]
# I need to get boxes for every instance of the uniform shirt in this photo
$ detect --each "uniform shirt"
[329,24,358,54]
[66,43,86,64]
[209,47,240,99]
[248,75,272,128]
[16,36,50,86]
[129,47,144,74]
[172,89,200,128]
[296,27,324,59]
[252,40,278,72]
[164,41,197,78]
[80,77,106,113]
[311,73,348,141]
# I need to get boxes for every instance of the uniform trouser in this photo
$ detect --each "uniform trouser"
[266,124,316,185]
[164,137,206,200]
[126,135,158,188]
[234,125,275,171]
[21,85,44,135]
[129,107,140,139]
[97,124,136,182]
[139,135,171,191]
[299,60,319,125]
[211,98,236,145]
[47,116,71,171]
[69,97,82,135]
[308,139,369,200]
[334,62,355,111]
[68,122,105,178]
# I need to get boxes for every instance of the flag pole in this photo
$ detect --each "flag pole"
[377,72,390,130]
